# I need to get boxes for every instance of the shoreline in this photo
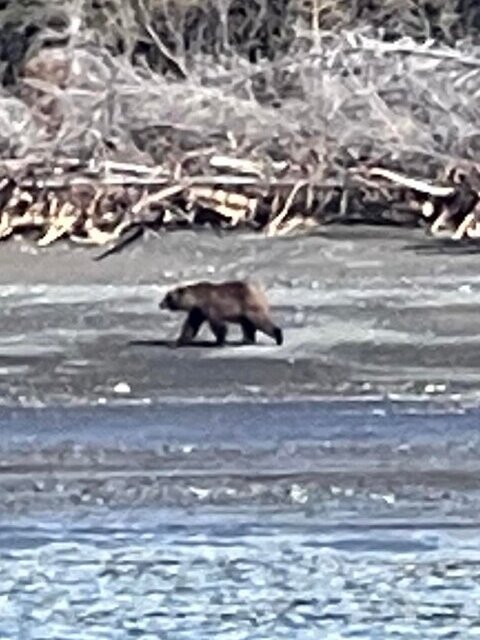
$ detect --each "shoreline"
[0,397,479,516]
[0,224,480,407]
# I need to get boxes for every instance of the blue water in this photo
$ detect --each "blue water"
[0,398,477,449]
[1,400,479,638]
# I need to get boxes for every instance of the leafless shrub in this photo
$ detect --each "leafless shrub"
[0,0,478,180]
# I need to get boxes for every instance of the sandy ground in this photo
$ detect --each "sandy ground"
[0,224,480,406]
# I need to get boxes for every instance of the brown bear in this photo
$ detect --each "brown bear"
[159,280,283,347]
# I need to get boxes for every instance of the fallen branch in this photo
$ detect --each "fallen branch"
[265,180,308,236]
[93,224,145,261]
[369,168,455,197]
[208,155,265,177]
[131,184,187,215]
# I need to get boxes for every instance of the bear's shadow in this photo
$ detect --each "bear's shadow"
[128,338,262,349]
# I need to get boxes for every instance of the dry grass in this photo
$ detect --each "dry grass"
[1,23,478,173]
[0,0,478,246]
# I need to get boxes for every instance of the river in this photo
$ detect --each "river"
[1,400,480,638]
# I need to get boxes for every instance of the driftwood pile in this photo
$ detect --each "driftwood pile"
[0,25,479,259]
[0,154,479,259]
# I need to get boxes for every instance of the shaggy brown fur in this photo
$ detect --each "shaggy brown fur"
[159,280,283,347]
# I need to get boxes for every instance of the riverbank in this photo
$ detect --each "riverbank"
[0,225,479,406]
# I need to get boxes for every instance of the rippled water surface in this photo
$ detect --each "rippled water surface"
[1,400,480,638]
[3,509,480,640]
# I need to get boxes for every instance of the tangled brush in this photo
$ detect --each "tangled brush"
[0,0,479,251]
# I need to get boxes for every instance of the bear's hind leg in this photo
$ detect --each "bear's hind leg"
[246,312,283,346]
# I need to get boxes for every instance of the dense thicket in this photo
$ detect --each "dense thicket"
[1,0,480,76]
[0,0,478,173]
